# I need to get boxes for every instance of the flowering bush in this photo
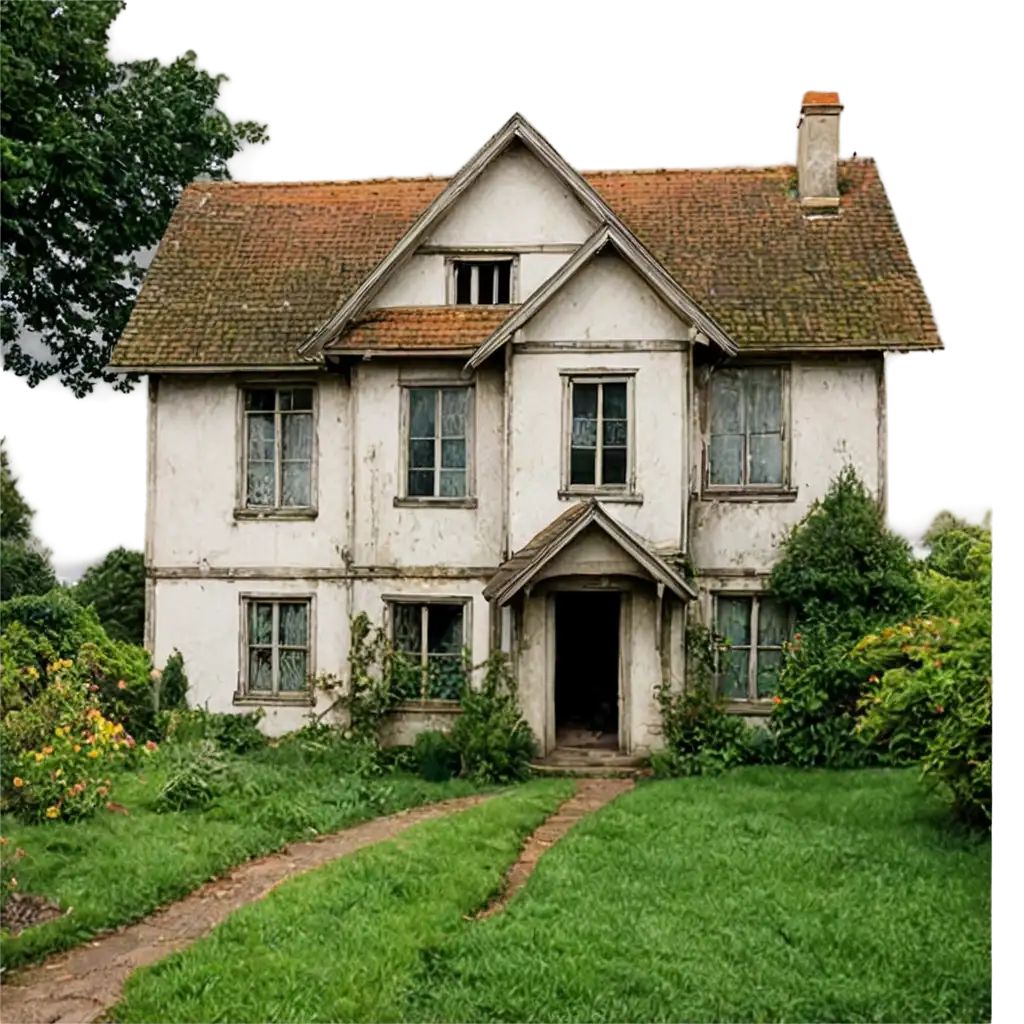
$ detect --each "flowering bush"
[855,529,991,826]
[1,835,27,909]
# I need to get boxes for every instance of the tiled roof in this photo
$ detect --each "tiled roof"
[330,306,514,354]
[109,158,940,369]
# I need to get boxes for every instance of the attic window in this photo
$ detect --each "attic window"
[452,260,512,305]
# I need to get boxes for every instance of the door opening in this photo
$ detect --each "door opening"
[554,591,620,749]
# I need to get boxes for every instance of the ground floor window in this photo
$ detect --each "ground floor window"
[242,598,312,697]
[390,600,468,701]
[714,594,789,700]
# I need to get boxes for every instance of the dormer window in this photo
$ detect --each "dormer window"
[451,259,513,305]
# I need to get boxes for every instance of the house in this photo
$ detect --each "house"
[108,93,941,759]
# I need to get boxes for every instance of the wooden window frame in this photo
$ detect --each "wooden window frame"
[235,593,316,705]
[446,256,517,306]
[395,382,477,507]
[701,362,796,500]
[712,592,792,707]
[559,369,641,503]
[236,382,319,519]
[383,595,473,705]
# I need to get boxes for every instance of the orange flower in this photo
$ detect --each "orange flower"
[869,674,879,683]
[936,705,945,715]
[13,777,24,788]
[772,696,782,705]
[934,660,942,668]
[117,680,127,690]
[42,745,54,755]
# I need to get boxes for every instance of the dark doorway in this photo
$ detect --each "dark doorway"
[554,592,620,749]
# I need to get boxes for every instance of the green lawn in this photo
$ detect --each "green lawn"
[0,740,486,971]
[115,768,990,1024]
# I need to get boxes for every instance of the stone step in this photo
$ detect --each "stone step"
[530,763,645,779]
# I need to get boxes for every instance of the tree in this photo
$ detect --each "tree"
[73,547,145,645]
[1,1,268,396]
[1,438,33,542]
[0,539,57,601]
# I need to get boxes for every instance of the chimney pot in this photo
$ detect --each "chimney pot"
[797,91,843,211]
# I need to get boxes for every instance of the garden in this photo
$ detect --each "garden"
[0,459,992,1022]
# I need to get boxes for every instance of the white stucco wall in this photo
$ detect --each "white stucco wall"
[373,255,446,307]
[690,357,882,570]
[151,375,350,569]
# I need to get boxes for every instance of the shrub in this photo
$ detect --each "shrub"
[157,706,266,753]
[449,653,535,784]
[72,547,145,645]
[855,530,991,825]
[411,730,460,782]
[767,466,922,766]
[155,649,189,712]
[0,836,27,909]
[0,541,57,601]
[154,739,229,812]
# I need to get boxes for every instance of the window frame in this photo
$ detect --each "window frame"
[701,362,795,500]
[396,381,477,507]
[235,593,316,705]
[384,595,473,706]
[236,382,319,519]
[559,369,640,502]
[446,255,517,306]
[712,592,792,706]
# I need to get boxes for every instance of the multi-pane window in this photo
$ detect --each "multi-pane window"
[452,260,512,305]
[243,599,311,696]
[406,387,470,498]
[569,379,629,488]
[708,367,785,488]
[391,602,468,701]
[244,388,314,508]
[714,595,789,700]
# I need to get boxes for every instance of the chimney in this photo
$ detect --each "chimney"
[797,91,843,211]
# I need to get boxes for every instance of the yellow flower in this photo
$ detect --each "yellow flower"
[34,752,45,762]
[13,777,24,788]
[45,807,59,819]
[87,749,100,759]
[73,744,81,753]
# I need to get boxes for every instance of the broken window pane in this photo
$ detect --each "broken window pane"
[248,648,273,691]
[279,650,308,692]
[452,261,512,305]
[427,604,464,655]
[427,656,465,700]
[393,604,422,656]
[245,389,275,412]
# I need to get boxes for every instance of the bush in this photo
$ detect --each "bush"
[0,836,26,909]
[72,548,145,645]
[154,739,229,812]
[449,653,535,784]
[0,541,57,601]
[768,466,922,767]
[157,706,266,754]
[652,687,759,777]
[155,649,189,711]
[855,528,991,825]
[411,730,460,782]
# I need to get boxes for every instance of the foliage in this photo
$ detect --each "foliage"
[449,653,536,784]
[411,730,461,783]
[0,835,28,910]
[0,439,33,542]
[0,590,156,739]
[72,548,145,645]
[0,541,58,601]
[1,661,154,823]
[152,649,188,714]
[856,527,992,825]
[652,625,772,777]
[157,706,266,754]
[767,466,922,766]
[923,510,992,583]
[0,0,268,395]
[154,740,229,812]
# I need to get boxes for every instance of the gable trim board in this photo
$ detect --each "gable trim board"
[464,225,737,373]
[298,114,732,358]
[484,499,696,606]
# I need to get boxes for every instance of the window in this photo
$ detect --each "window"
[404,387,471,499]
[707,367,787,489]
[714,595,790,701]
[564,376,633,492]
[451,260,512,305]
[390,601,468,701]
[241,598,312,698]
[243,387,315,509]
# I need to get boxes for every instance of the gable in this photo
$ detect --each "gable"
[522,249,690,343]
[532,524,650,582]
[424,142,597,248]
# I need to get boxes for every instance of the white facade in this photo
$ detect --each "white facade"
[145,143,888,754]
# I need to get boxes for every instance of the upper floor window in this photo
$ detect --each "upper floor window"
[242,387,315,511]
[403,386,472,500]
[706,366,788,490]
[714,594,790,701]
[561,372,637,499]
[451,259,512,305]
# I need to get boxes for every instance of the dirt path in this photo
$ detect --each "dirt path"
[0,793,495,1024]
[474,777,633,919]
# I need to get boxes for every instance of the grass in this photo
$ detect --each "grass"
[117,768,988,1024]
[114,779,574,1023]
[0,737,487,971]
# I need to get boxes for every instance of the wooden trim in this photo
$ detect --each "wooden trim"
[419,243,579,255]
[697,567,772,578]
[397,381,475,501]
[502,342,512,560]
[149,565,497,581]
[518,339,685,354]
[700,488,799,503]
[877,353,888,516]
[237,592,316,700]
[390,699,463,714]
[144,375,158,652]
[443,254,519,306]
[393,497,478,509]
[557,489,643,504]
